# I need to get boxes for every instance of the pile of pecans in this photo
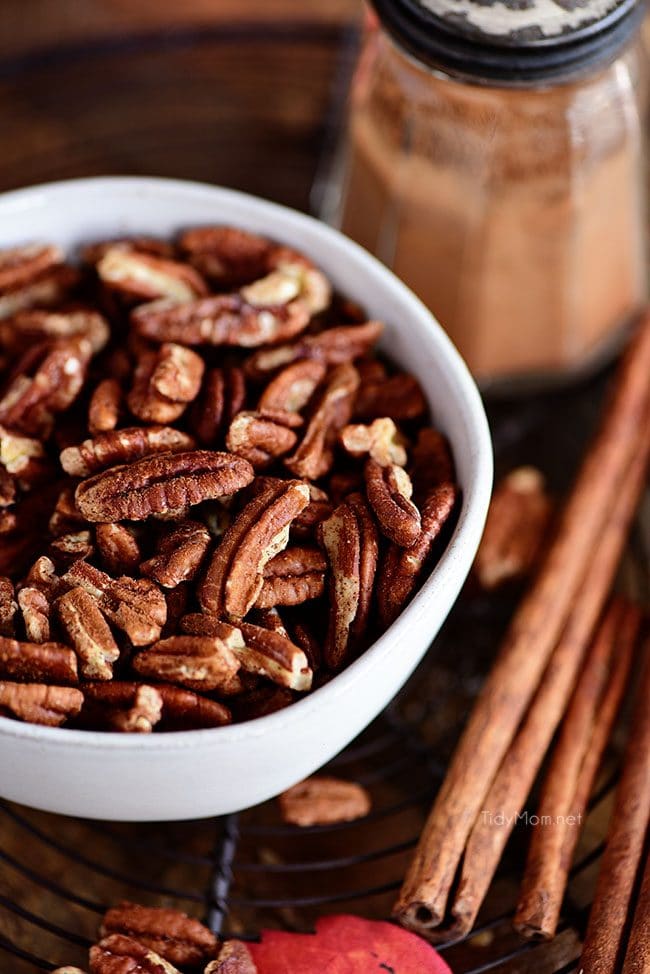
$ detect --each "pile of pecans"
[0,227,458,732]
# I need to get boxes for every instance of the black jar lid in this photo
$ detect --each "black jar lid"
[370,0,644,83]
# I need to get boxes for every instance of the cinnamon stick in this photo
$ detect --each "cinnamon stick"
[621,849,650,974]
[578,640,650,974]
[447,594,638,939]
[394,311,650,936]
[514,602,640,940]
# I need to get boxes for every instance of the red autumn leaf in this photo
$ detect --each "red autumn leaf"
[247,914,452,973]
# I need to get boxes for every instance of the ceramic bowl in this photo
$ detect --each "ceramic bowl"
[0,177,492,821]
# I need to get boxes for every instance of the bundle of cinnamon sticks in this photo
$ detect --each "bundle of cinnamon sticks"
[394,311,650,957]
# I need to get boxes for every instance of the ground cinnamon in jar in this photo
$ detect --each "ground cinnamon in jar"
[333,1,648,389]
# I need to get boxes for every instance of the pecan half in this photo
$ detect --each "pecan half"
[0,338,92,437]
[237,621,312,691]
[0,424,49,488]
[258,359,326,413]
[245,321,383,381]
[410,427,455,502]
[17,586,50,642]
[57,587,120,680]
[90,934,181,974]
[82,236,174,265]
[2,308,109,355]
[88,378,123,435]
[79,682,163,733]
[0,636,77,683]
[50,487,87,537]
[52,967,89,974]
[0,243,63,293]
[61,426,195,477]
[319,492,379,669]
[340,417,407,467]
[96,248,208,303]
[355,370,427,421]
[290,483,332,540]
[190,366,246,447]
[0,577,17,636]
[199,479,310,618]
[255,546,326,608]
[279,775,371,827]
[364,459,421,548]
[24,554,62,597]
[205,941,257,974]
[63,561,167,646]
[75,450,254,522]
[226,409,302,469]
[377,482,458,627]
[49,530,95,565]
[474,466,552,591]
[132,634,241,693]
[132,291,310,348]
[179,225,271,287]
[156,684,231,730]
[141,520,211,588]
[128,345,204,424]
[0,265,79,321]
[284,363,360,480]
[95,523,142,576]
[233,684,293,722]
[0,682,82,726]
[101,902,218,968]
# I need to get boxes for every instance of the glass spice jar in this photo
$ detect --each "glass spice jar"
[327,0,648,391]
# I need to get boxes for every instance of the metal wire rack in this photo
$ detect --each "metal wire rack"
[0,16,648,974]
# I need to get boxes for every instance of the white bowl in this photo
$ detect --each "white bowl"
[0,177,492,821]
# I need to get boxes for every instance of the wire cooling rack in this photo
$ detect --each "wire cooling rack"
[0,15,648,974]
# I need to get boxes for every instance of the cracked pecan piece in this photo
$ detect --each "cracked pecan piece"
[57,587,120,680]
[340,417,407,467]
[199,479,310,618]
[96,247,208,303]
[190,366,246,447]
[258,359,326,413]
[0,636,78,684]
[49,487,87,537]
[284,363,360,480]
[88,378,123,435]
[61,426,195,477]
[0,682,83,726]
[90,934,182,974]
[128,344,205,424]
[364,458,421,548]
[141,520,211,588]
[95,523,142,576]
[17,586,51,642]
[132,634,241,693]
[279,775,371,827]
[244,321,383,380]
[377,482,458,627]
[319,492,379,669]
[63,561,167,646]
[0,424,49,488]
[0,463,15,507]
[226,409,302,469]
[255,546,326,609]
[355,370,427,421]
[49,530,95,566]
[0,337,92,437]
[79,682,163,733]
[75,450,254,522]
[205,941,257,974]
[101,902,218,968]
